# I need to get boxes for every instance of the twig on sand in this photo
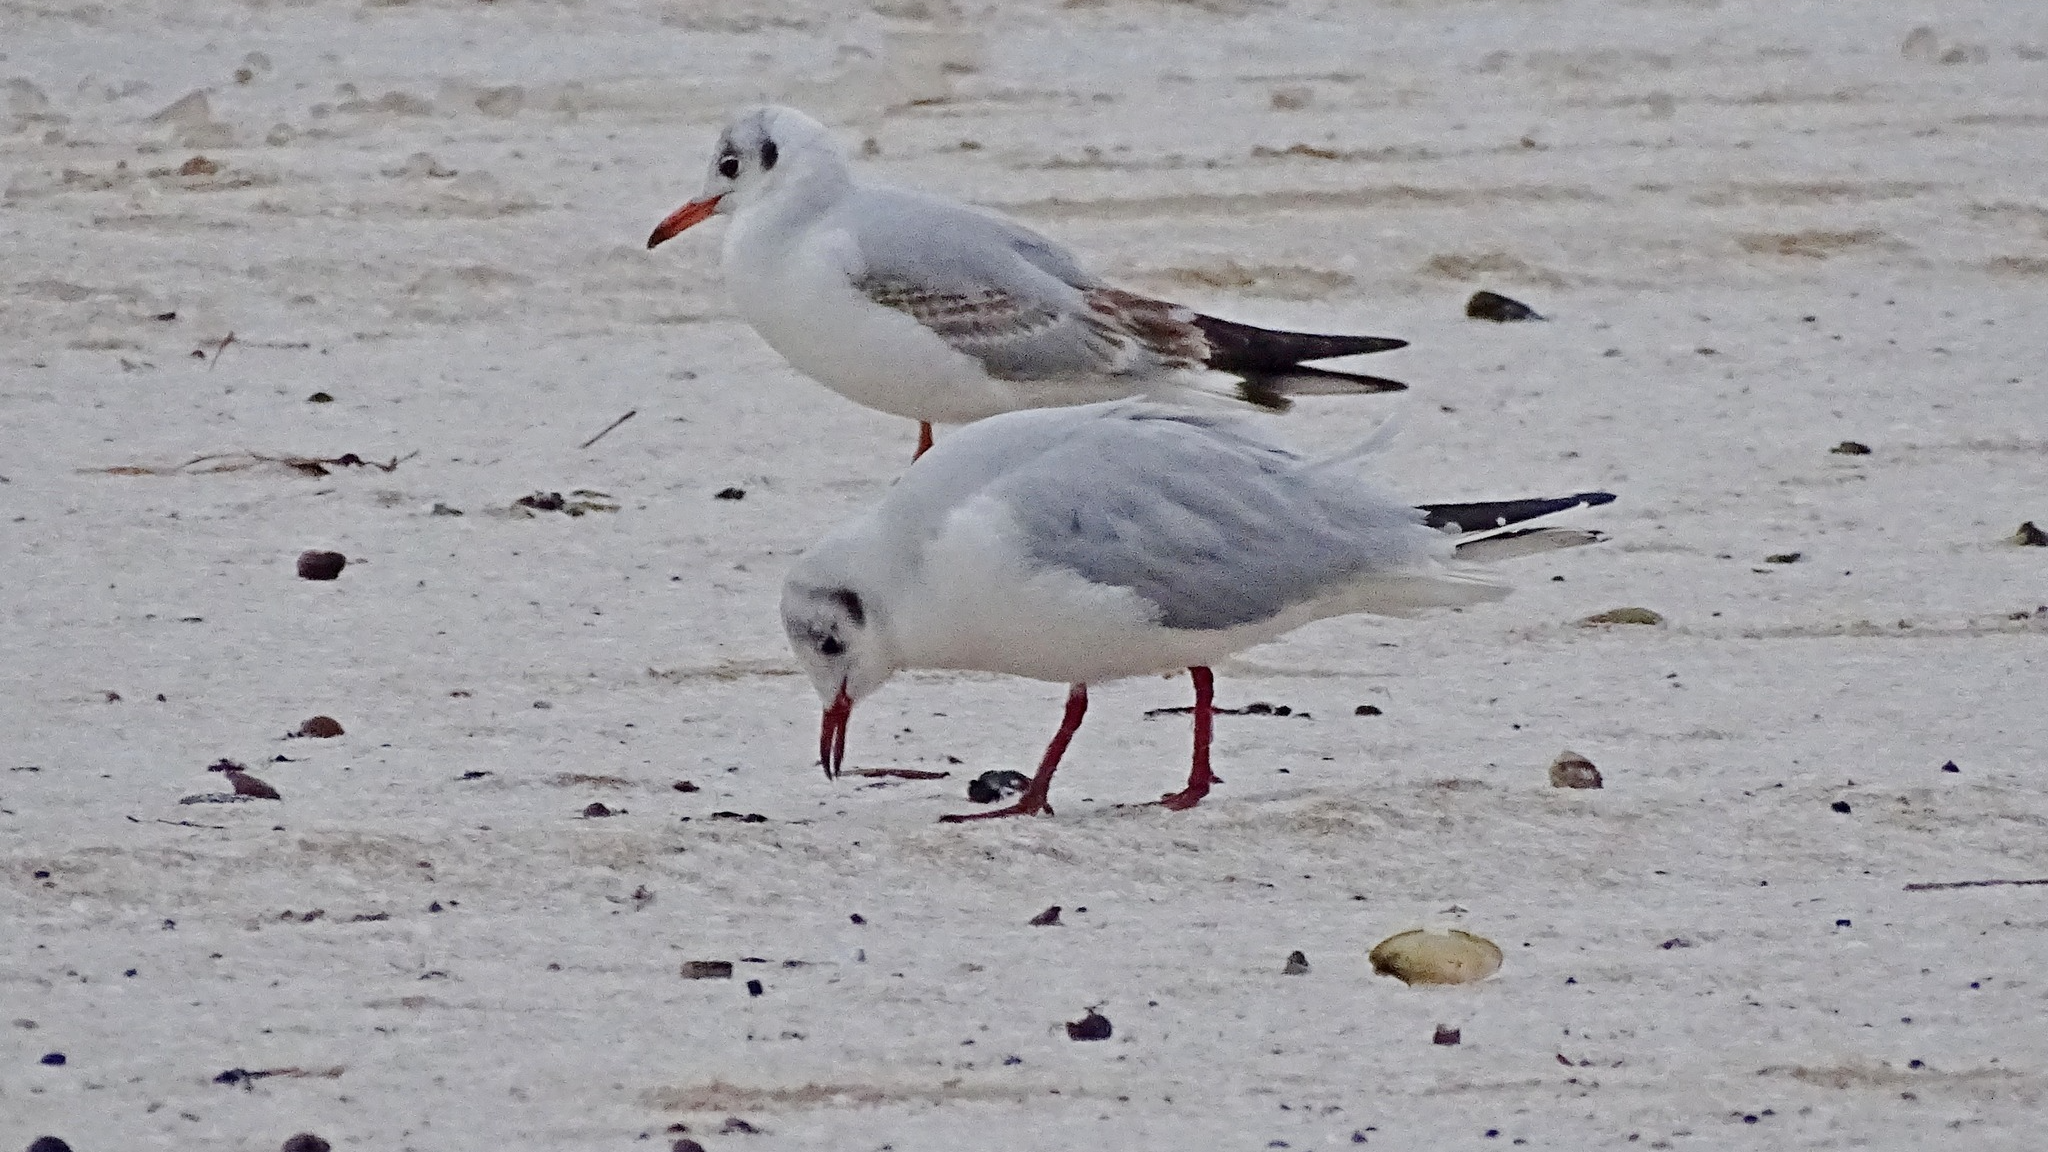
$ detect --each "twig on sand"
[1903,877,2048,891]
[206,331,236,371]
[126,815,230,830]
[579,409,637,449]
[94,451,419,477]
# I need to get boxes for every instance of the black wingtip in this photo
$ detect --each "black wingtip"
[1192,313,1408,373]
[1417,492,1617,534]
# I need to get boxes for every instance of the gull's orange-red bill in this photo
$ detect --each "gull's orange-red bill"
[819,682,853,780]
[646,195,723,249]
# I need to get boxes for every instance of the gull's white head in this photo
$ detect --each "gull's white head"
[781,570,897,779]
[646,105,846,249]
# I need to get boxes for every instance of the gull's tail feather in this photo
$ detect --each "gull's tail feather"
[1235,365,1410,410]
[1454,526,1605,562]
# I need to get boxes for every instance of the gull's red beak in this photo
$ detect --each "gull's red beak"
[646,194,724,249]
[819,682,853,780]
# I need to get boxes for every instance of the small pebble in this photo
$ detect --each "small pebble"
[714,487,746,501]
[1548,750,1603,789]
[1831,800,1852,813]
[1765,552,1803,564]
[721,1117,762,1134]
[1029,905,1062,926]
[1465,290,1543,322]
[281,1135,331,1152]
[967,770,1030,804]
[2010,521,2047,546]
[672,780,699,792]
[1354,704,1382,716]
[680,960,733,979]
[307,391,333,403]
[1283,950,1310,975]
[1432,1024,1461,1045]
[1941,761,1959,773]
[226,770,282,800]
[296,550,347,581]
[1830,440,1872,455]
[28,1141,73,1152]
[583,802,616,818]
[673,1141,707,1152]
[746,979,764,996]
[1065,1010,1113,1041]
[295,715,344,738]
[39,1052,65,1066]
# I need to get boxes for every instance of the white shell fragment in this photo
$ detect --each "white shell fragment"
[1550,750,1604,789]
[1369,929,1504,986]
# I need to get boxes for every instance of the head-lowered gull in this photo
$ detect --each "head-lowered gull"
[780,401,1614,822]
[647,106,1410,458]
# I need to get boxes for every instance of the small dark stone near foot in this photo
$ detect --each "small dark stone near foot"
[1066,1010,1112,1041]
[1830,441,1872,455]
[1029,905,1062,926]
[1465,290,1543,322]
[1432,1024,1461,1045]
[282,1135,332,1152]
[296,550,347,580]
[968,770,1031,804]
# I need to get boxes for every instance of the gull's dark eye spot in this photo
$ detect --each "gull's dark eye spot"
[717,150,740,180]
[819,635,844,657]
[760,140,778,171]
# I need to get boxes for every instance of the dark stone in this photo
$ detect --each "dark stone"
[714,487,746,501]
[295,716,344,738]
[1065,1010,1112,1041]
[281,1135,332,1152]
[1432,1024,1461,1045]
[746,979,764,996]
[1465,290,1543,322]
[1830,441,1872,455]
[296,551,347,581]
[37,1052,65,1066]
[1831,800,1852,813]
[1355,705,1383,716]
[1029,905,1062,926]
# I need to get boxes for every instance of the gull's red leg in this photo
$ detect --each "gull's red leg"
[940,683,1087,822]
[1158,666,1217,810]
[913,422,935,460]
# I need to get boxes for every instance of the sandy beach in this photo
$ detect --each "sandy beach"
[5,1,2047,1148]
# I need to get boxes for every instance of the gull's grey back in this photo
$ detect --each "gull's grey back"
[966,405,1447,631]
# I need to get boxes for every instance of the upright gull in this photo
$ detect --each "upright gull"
[648,106,1410,457]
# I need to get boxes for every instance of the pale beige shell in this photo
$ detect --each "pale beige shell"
[1369,929,1504,985]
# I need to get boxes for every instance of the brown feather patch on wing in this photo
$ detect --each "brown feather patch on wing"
[856,276,1063,354]
[1083,288,1209,371]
